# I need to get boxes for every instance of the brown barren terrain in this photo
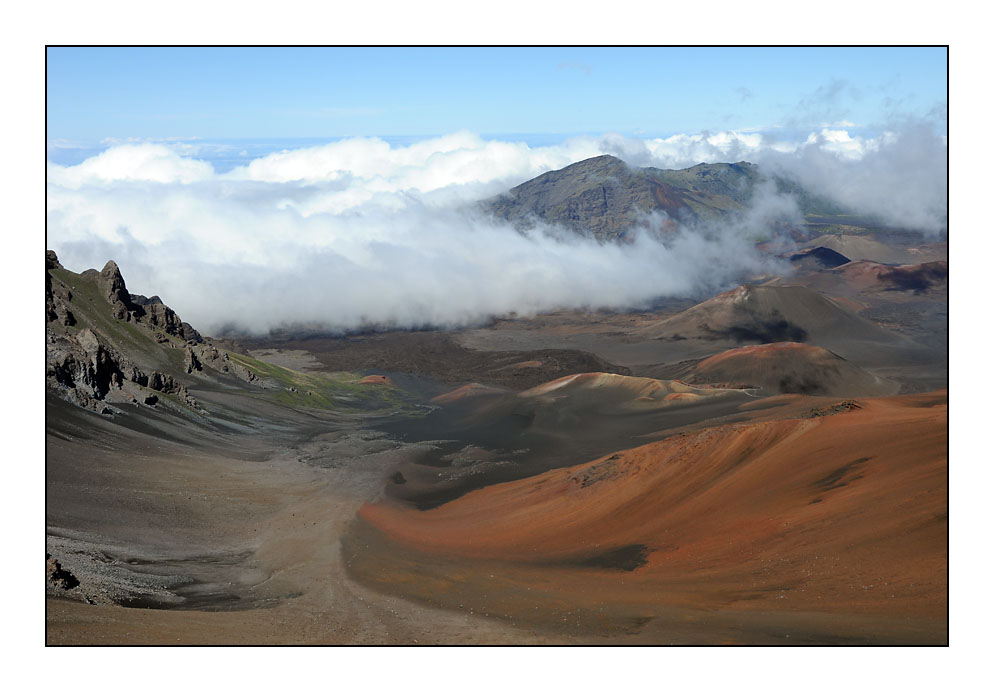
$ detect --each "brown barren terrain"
[352,391,947,644]
[45,221,947,645]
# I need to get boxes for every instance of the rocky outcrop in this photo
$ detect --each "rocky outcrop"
[131,294,202,342]
[45,251,76,326]
[43,251,262,414]
[94,260,140,321]
[188,342,258,383]
[46,329,125,407]
[184,344,202,373]
[46,326,199,412]
[73,257,202,342]
[46,553,80,591]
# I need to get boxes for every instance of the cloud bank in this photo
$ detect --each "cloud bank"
[46,125,946,335]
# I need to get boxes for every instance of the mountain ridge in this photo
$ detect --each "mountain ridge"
[484,154,846,241]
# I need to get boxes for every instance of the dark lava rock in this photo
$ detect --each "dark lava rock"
[46,554,80,590]
[789,246,851,269]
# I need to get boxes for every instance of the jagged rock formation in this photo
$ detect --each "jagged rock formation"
[189,343,258,382]
[98,260,135,320]
[184,343,201,373]
[46,251,75,326]
[46,553,80,592]
[77,260,203,341]
[44,251,259,414]
[46,326,198,413]
[131,293,203,342]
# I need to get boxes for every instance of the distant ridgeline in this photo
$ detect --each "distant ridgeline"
[484,154,849,242]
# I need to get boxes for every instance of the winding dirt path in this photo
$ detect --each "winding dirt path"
[46,420,564,645]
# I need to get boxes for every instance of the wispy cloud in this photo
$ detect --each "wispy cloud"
[788,79,862,129]
[46,138,96,150]
[557,61,593,76]
[100,136,203,145]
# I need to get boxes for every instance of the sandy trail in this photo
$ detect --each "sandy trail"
[46,403,563,645]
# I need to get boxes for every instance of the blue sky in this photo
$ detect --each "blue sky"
[47,46,946,144]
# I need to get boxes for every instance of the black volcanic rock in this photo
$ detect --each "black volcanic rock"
[789,246,851,269]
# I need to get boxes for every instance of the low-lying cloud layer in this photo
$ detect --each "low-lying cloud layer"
[46,124,946,335]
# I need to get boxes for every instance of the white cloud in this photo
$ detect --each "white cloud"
[643,130,779,166]
[769,124,947,232]
[48,144,214,187]
[803,128,870,160]
[46,124,946,334]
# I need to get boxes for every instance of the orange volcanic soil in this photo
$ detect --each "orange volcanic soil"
[688,341,897,396]
[832,260,948,294]
[832,260,891,287]
[430,382,509,404]
[358,374,393,385]
[354,391,946,642]
[633,283,900,348]
[431,373,743,414]
[515,372,741,410]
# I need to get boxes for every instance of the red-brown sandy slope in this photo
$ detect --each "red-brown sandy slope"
[687,342,898,396]
[832,260,948,294]
[633,283,901,346]
[358,391,946,626]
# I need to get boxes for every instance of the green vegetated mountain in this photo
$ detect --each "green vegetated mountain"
[485,154,849,241]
